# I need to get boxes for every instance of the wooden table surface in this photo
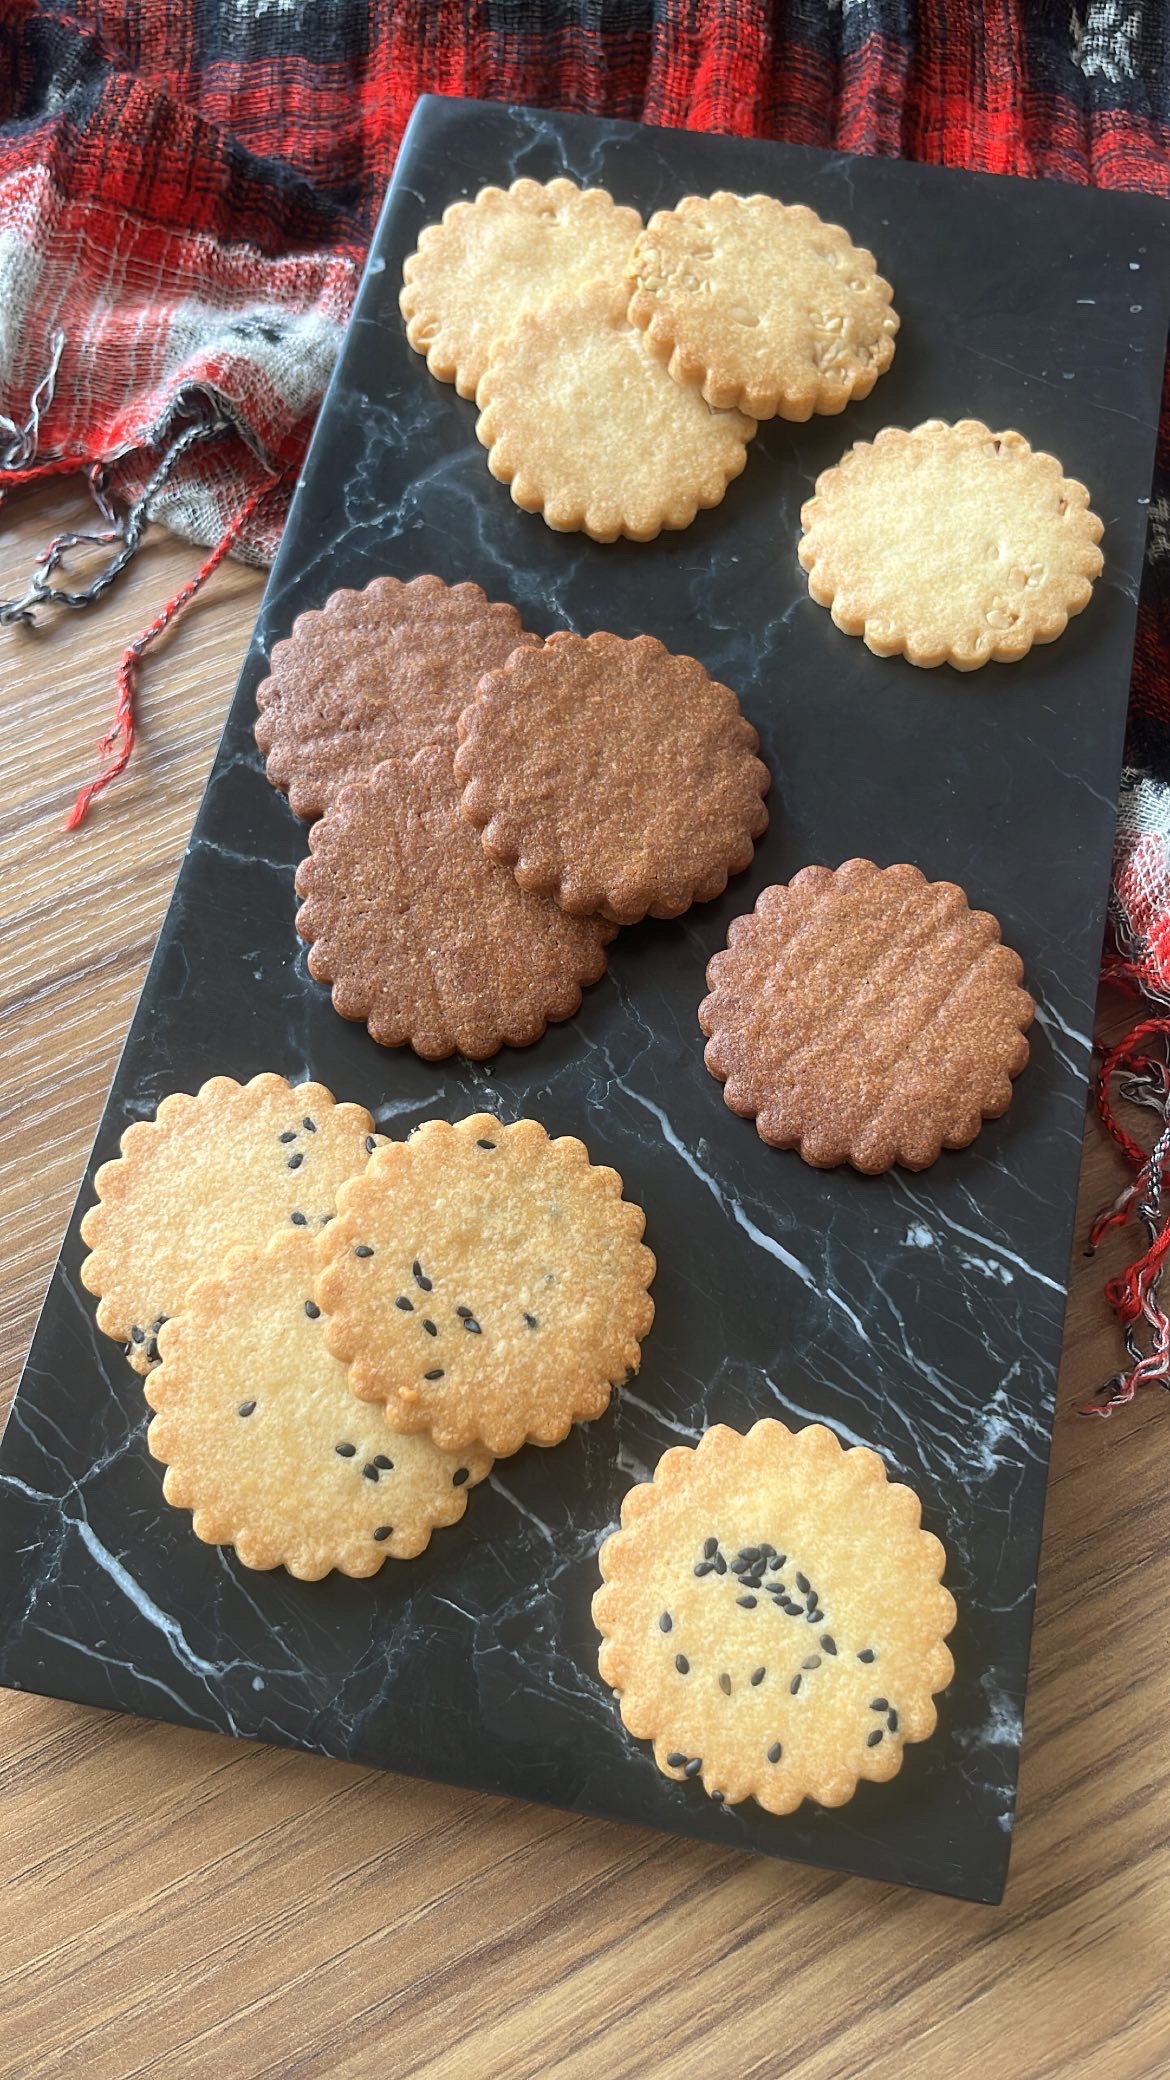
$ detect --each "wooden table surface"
[2,484,1168,2080]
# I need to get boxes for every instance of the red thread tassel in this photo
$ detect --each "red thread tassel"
[65,474,281,830]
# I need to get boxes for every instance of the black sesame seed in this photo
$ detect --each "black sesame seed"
[130,1325,145,1344]
[335,1443,356,1458]
[782,1599,802,1617]
[858,1649,876,1664]
[693,1561,714,1577]
[870,1698,889,1712]
[365,1135,377,1153]
[737,1595,757,1609]
[719,1673,731,1696]
[768,1555,786,1571]
[452,1468,470,1486]
[477,1139,496,1150]
[867,1729,884,1747]
[423,1320,438,1337]
[287,1152,304,1170]
[711,1791,725,1805]
[524,1312,538,1329]
[373,1454,394,1470]
[412,1260,432,1290]
[790,1675,801,1696]
[354,1244,374,1259]
[803,1656,822,1670]
[684,1757,703,1778]
[739,1546,761,1564]
[751,1667,766,1687]
[302,1117,316,1133]
[821,1636,837,1655]
[146,1339,160,1364]
[703,1537,718,1558]
[713,1554,727,1575]
[666,1752,687,1769]
[456,1305,474,1318]
[238,1400,257,1417]
[463,1320,481,1334]
[396,1297,413,1311]
[362,1463,380,1481]
[808,1611,825,1626]
[659,1613,672,1633]
[805,1591,817,1610]
[796,1573,810,1595]
[675,1654,689,1675]
[304,1300,321,1319]
[424,1368,444,1381]
[279,1129,297,1143]
[887,1711,898,1733]
[372,1526,392,1542]
[291,1211,307,1227]
[767,1742,782,1764]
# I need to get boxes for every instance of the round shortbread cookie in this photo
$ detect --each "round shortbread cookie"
[593,1419,956,1815]
[626,192,898,422]
[315,1114,656,1458]
[474,278,756,542]
[400,176,644,400]
[294,747,616,1059]
[254,574,538,820]
[146,1230,491,1577]
[79,1074,380,1373]
[797,419,1105,670]
[698,859,1034,1173]
[455,632,770,925]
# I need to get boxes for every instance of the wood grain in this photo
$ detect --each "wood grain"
[1,484,1168,2079]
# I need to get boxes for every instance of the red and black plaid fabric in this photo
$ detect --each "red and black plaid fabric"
[0,0,1168,935]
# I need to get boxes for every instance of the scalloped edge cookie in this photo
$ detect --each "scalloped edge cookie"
[797,419,1105,669]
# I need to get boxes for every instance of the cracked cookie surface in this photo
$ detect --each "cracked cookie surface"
[626,192,898,421]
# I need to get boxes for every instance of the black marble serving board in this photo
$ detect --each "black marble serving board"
[3,97,1169,1906]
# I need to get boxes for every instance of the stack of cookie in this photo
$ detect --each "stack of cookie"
[400,178,898,543]
[400,176,1105,676]
[80,1076,655,1578]
[256,576,770,1058]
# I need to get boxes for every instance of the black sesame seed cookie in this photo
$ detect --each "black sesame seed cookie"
[315,1112,656,1458]
[80,1073,382,1375]
[593,1419,956,1814]
[146,1230,490,1576]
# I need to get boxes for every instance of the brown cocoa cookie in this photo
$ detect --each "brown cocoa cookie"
[698,859,1034,1173]
[294,746,616,1060]
[454,632,770,926]
[255,574,538,820]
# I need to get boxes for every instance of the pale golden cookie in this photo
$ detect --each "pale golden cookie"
[626,192,898,422]
[80,1074,380,1373]
[797,419,1105,669]
[475,278,756,542]
[593,1419,956,1814]
[146,1230,490,1577]
[699,860,1034,1173]
[316,1114,656,1457]
[400,176,643,399]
